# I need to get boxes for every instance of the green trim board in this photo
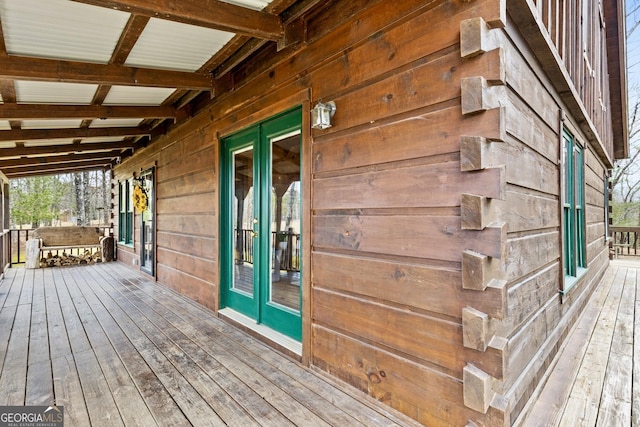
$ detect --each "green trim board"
[118,179,134,245]
[562,129,587,289]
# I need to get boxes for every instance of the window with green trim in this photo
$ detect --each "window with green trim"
[563,130,586,279]
[604,173,610,239]
[118,179,134,245]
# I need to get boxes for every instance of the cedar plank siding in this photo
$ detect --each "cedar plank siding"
[112,0,624,425]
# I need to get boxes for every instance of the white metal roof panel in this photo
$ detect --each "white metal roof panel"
[21,119,83,130]
[103,86,175,106]
[24,138,75,147]
[125,18,234,72]
[0,0,130,63]
[15,81,97,105]
[89,118,143,128]
[80,136,125,144]
[221,0,272,11]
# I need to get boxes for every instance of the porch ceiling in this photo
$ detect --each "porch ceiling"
[0,0,317,179]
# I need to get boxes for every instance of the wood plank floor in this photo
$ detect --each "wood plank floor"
[0,263,419,427]
[518,258,640,426]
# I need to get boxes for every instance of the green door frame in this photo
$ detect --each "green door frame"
[220,106,302,341]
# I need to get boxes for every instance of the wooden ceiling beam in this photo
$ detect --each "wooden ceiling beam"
[0,150,123,169]
[112,15,150,65]
[210,0,320,78]
[0,126,151,142]
[0,104,176,120]
[71,0,283,40]
[1,140,138,157]
[214,38,268,79]
[0,79,16,104]
[3,159,114,177]
[4,166,109,178]
[0,55,212,90]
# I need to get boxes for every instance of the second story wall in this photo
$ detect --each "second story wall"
[509,0,627,162]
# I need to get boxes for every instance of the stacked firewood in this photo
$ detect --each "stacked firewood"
[39,250,103,268]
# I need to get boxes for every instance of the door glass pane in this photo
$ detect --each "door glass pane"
[233,147,255,296]
[141,171,154,274]
[270,131,301,311]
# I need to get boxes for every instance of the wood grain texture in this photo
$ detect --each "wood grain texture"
[313,214,504,262]
[102,0,616,424]
[156,232,216,260]
[313,287,503,378]
[504,231,559,281]
[0,262,420,426]
[322,48,503,133]
[314,162,504,210]
[518,259,616,426]
[312,324,505,426]
[313,251,505,319]
[156,264,218,311]
[501,189,559,232]
[314,106,503,173]
[497,136,559,196]
[635,268,640,427]
[156,247,217,280]
[559,267,625,425]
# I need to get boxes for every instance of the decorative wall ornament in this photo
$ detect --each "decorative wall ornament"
[133,183,148,212]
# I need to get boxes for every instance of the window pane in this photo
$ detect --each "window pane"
[562,131,587,278]
[232,146,255,297]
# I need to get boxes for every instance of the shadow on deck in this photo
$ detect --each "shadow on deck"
[518,258,640,426]
[0,263,418,426]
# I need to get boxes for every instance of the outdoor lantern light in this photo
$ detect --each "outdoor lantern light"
[311,101,336,130]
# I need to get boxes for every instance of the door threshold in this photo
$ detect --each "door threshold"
[218,308,302,358]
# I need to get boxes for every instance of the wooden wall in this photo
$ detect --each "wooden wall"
[455,3,612,425]
[112,0,618,425]
[114,127,219,311]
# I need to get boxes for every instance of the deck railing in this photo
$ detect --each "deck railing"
[236,229,301,272]
[9,226,113,266]
[610,226,640,257]
[0,230,10,273]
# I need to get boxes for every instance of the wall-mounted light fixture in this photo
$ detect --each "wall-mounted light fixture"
[311,101,336,130]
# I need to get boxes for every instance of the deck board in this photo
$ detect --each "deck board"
[596,267,635,426]
[87,264,330,426]
[51,354,91,427]
[102,263,398,426]
[519,259,640,426]
[0,262,420,426]
[634,265,640,427]
[62,268,158,427]
[26,270,54,406]
[70,268,191,426]
[0,302,31,405]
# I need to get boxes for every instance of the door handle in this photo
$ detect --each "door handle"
[251,218,258,238]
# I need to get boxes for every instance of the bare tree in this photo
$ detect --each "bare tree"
[102,169,110,225]
[74,172,84,225]
[83,171,91,225]
[611,97,640,202]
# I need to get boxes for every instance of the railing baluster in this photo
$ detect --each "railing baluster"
[610,227,640,258]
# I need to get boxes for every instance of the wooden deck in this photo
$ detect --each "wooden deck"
[518,258,640,426]
[0,263,419,427]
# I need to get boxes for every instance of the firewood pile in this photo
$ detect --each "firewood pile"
[40,250,103,268]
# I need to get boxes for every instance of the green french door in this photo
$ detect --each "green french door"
[221,107,302,341]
